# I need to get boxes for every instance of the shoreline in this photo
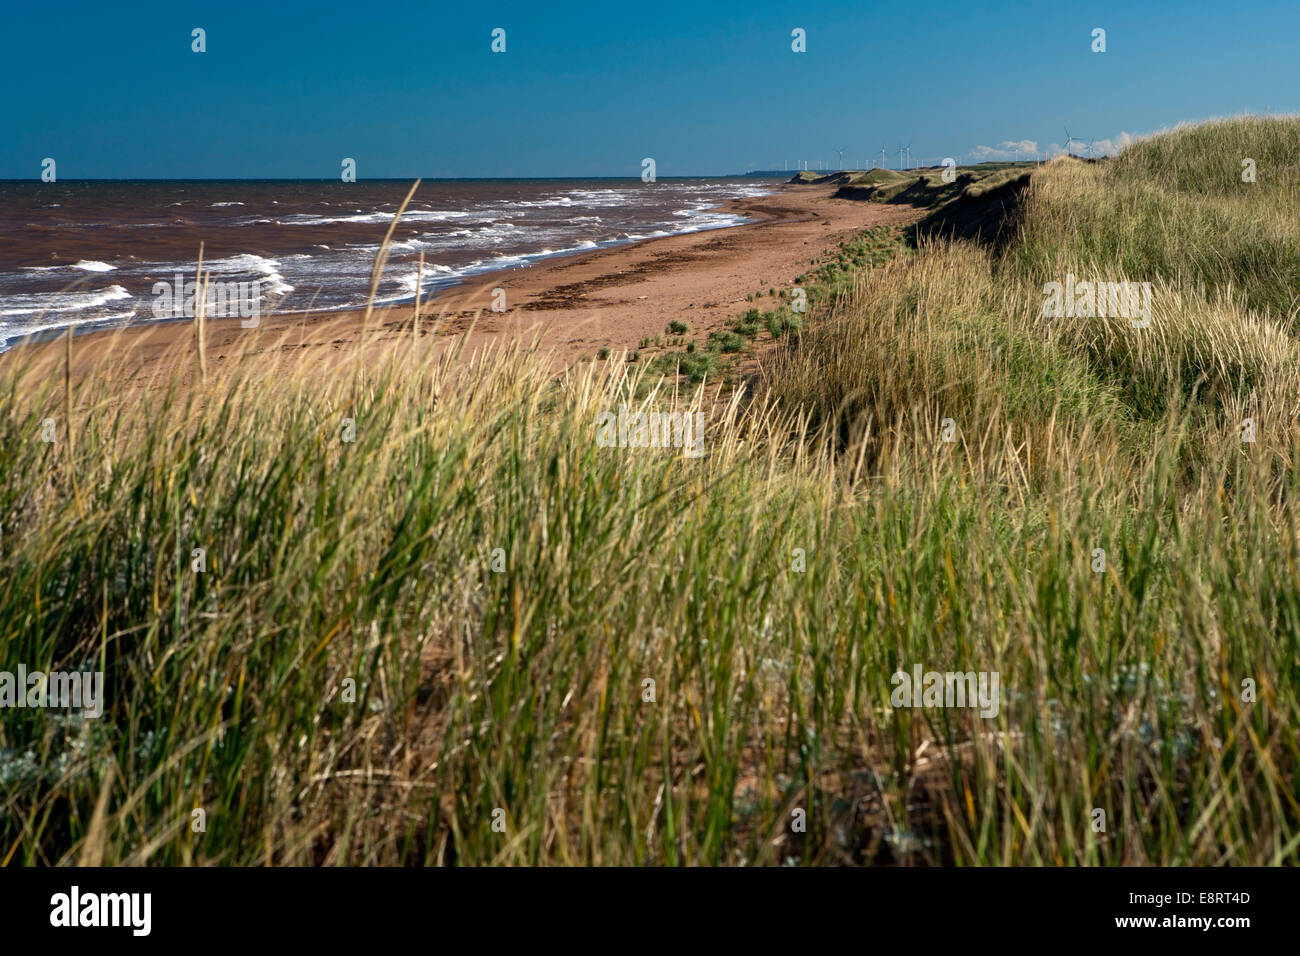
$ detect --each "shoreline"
[0,192,767,354]
[3,184,921,388]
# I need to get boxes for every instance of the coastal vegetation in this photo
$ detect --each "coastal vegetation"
[2,117,1297,865]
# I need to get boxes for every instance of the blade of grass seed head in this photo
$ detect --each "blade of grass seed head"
[362,179,422,336]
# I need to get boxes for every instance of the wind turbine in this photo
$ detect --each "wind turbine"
[834,147,847,170]
[904,142,913,169]
[1085,139,1096,159]
[1063,126,1079,158]
[878,145,888,169]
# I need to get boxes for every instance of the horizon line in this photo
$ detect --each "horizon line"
[0,163,1021,184]
[0,174,793,183]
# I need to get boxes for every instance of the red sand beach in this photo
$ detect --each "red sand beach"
[5,184,920,390]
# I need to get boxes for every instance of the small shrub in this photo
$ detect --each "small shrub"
[708,331,746,353]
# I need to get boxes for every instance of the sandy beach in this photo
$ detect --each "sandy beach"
[5,184,919,388]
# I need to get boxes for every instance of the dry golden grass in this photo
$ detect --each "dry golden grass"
[2,118,1298,865]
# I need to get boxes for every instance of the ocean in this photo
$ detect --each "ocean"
[0,177,782,350]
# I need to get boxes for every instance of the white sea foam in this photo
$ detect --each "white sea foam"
[277,210,472,226]
[0,284,133,317]
[202,254,295,297]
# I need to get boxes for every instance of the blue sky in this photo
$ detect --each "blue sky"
[3,0,1297,178]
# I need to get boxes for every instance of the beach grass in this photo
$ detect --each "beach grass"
[1,116,1298,865]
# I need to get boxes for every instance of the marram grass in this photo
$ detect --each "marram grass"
[2,116,1298,865]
